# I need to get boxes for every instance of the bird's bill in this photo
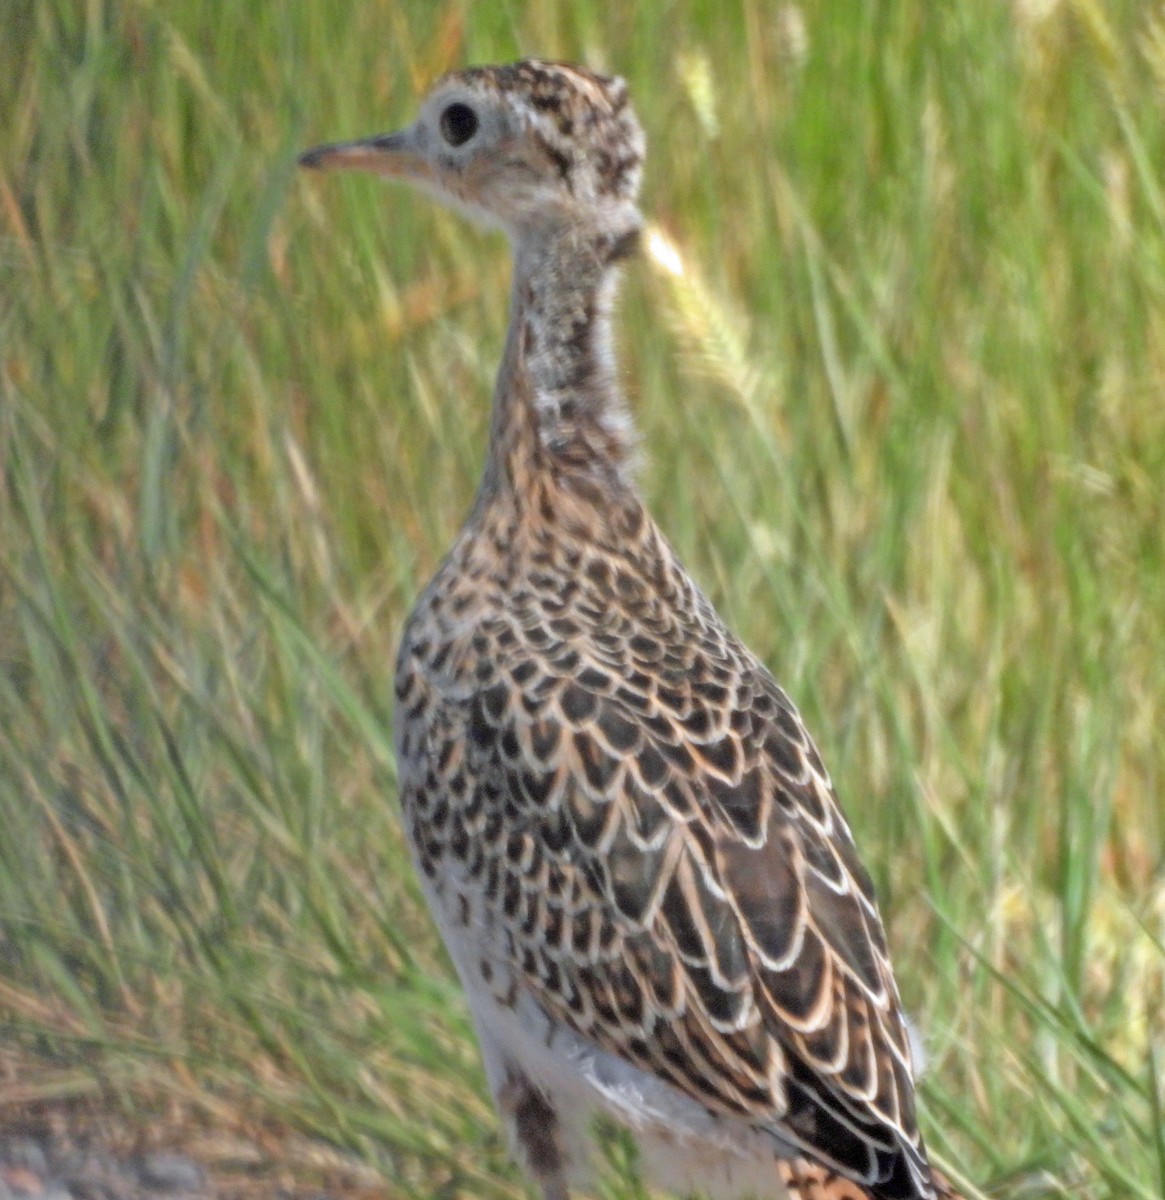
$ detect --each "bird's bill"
[297,129,429,181]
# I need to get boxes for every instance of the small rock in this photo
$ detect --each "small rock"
[1,1164,47,1197]
[64,1183,116,1200]
[134,1154,205,1194]
[0,1140,49,1178]
[2,1165,71,1198]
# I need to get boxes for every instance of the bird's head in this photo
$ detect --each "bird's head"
[299,59,645,246]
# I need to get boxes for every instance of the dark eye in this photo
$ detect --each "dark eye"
[440,102,479,147]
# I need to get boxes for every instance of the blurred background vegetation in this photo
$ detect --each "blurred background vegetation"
[2,1,1163,1197]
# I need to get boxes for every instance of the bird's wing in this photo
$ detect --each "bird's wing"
[462,605,935,1200]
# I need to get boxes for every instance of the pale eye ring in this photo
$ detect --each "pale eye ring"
[440,102,479,147]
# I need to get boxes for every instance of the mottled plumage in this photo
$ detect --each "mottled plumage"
[300,59,965,1200]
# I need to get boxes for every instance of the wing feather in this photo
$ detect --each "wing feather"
[405,511,940,1199]
[459,630,935,1198]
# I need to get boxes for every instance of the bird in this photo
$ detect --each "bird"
[299,59,966,1200]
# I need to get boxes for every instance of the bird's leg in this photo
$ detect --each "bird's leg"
[540,1176,570,1200]
[500,1072,569,1200]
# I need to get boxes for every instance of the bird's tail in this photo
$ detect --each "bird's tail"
[776,1157,967,1200]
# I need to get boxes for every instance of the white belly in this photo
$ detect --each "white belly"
[426,881,793,1200]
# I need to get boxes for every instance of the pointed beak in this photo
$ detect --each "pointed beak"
[297,127,430,182]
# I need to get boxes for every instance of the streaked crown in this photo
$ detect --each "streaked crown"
[442,60,645,205]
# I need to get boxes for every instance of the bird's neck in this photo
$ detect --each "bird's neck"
[481,217,641,503]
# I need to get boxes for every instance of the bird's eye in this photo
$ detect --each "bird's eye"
[440,102,479,147]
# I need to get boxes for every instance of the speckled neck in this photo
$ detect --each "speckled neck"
[479,215,642,504]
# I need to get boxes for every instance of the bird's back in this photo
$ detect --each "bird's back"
[394,459,935,1200]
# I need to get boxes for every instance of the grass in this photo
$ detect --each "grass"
[2,1,1164,1196]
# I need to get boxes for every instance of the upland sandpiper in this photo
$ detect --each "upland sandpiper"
[300,60,965,1200]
